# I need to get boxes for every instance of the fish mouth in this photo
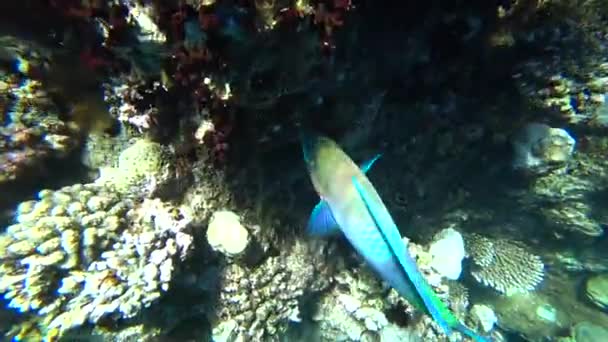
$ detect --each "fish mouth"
[299,129,322,163]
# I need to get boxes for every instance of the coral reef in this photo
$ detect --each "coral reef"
[512,140,608,239]
[0,184,193,340]
[313,266,417,342]
[0,71,79,184]
[464,233,545,295]
[541,201,603,238]
[209,240,330,341]
[96,138,177,198]
[511,122,576,175]
[206,210,250,257]
[515,59,608,126]
[428,227,466,280]
[2,0,608,340]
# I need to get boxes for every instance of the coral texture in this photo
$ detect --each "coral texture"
[511,122,575,175]
[0,73,79,184]
[465,233,545,295]
[0,184,193,340]
[210,240,329,341]
[96,138,176,197]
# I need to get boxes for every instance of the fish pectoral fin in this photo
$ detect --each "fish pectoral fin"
[359,154,382,173]
[307,200,341,237]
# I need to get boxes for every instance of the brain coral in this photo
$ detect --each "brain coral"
[0,183,193,340]
[464,233,544,295]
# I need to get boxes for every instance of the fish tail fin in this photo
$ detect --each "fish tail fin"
[453,322,492,342]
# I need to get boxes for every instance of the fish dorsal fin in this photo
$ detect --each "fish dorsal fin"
[359,154,382,173]
[351,176,452,335]
[307,200,341,237]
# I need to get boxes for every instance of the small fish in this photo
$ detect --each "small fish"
[301,132,489,342]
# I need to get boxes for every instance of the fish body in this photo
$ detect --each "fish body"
[301,133,489,342]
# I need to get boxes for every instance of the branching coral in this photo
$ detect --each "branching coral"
[0,184,193,340]
[210,240,330,341]
[464,233,544,295]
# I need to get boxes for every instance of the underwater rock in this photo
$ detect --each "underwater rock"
[516,54,608,126]
[212,319,239,342]
[470,304,497,333]
[585,274,608,310]
[517,149,607,238]
[428,227,465,280]
[570,321,608,342]
[552,249,608,273]
[511,122,575,175]
[492,292,569,340]
[465,233,544,295]
[206,210,250,257]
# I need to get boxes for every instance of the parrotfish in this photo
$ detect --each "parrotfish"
[301,133,489,342]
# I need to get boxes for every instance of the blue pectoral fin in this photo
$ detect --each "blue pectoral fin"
[307,200,341,237]
[351,177,452,335]
[359,154,382,173]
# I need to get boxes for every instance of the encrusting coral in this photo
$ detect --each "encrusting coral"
[464,233,545,295]
[96,138,176,198]
[0,183,193,340]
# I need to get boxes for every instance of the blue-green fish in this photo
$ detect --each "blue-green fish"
[301,133,489,342]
